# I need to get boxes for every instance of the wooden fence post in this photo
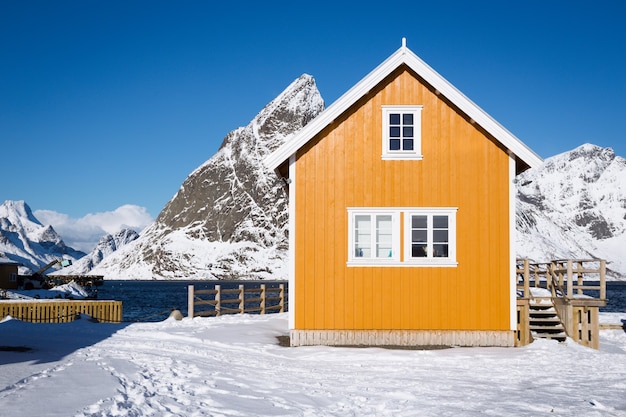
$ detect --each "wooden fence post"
[260,284,266,314]
[239,284,245,313]
[600,260,606,300]
[188,285,195,318]
[279,283,285,313]
[523,259,530,298]
[576,260,584,295]
[566,260,573,298]
[215,285,221,316]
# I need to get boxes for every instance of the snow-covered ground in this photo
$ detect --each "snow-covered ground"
[1,312,626,417]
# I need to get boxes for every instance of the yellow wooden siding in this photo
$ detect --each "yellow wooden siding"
[294,66,511,331]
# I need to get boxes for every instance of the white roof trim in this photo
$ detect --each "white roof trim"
[264,44,543,170]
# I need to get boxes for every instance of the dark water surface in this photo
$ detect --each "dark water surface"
[97,280,626,323]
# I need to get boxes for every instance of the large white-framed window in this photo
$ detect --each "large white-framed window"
[404,208,457,266]
[382,105,423,160]
[347,207,457,267]
[348,209,400,265]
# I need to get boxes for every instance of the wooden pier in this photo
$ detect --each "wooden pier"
[516,259,607,349]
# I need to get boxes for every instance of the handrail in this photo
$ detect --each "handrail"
[516,258,606,302]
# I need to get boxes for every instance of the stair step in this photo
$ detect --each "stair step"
[530,316,561,324]
[530,313,559,320]
[529,304,557,311]
[531,332,567,342]
[530,325,565,332]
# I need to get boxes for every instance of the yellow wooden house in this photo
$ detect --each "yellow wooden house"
[264,39,543,347]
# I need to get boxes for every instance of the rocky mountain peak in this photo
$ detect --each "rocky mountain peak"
[0,200,42,230]
[90,74,325,279]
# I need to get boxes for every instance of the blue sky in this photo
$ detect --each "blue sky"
[1,1,625,250]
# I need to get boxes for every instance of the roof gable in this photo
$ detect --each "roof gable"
[264,39,542,171]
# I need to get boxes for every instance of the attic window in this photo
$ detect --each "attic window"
[382,106,423,160]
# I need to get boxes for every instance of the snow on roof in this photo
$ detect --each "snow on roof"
[265,39,543,171]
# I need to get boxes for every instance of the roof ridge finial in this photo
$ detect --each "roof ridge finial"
[402,37,407,50]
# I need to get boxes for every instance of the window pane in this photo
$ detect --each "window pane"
[412,215,427,228]
[376,215,393,258]
[377,245,393,258]
[433,230,448,242]
[403,139,414,151]
[389,113,400,125]
[412,230,427,242]
[355,215,371,230]
[433,216,448,228]
[389,126,401,137]
[433,244,448,257]
[355,245,371,257]
[412,244,427,257]
[354,215,371,257]
[389,139,401,150]
[403,113,413,125]
[403,126,413,138]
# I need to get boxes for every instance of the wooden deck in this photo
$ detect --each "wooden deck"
[516,259,607,349]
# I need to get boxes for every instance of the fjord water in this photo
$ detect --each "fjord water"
[97,280,625,322]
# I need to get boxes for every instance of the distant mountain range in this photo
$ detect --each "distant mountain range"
[0,200,85,274]
[2,75,624,280]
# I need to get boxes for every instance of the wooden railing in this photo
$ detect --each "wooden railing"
[0,300,123,323]
[549,259,606,301]
[516,259,606,301]
[188,283,287,318]
[516,258,607,349]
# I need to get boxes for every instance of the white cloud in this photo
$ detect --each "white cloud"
[34,205,154,253]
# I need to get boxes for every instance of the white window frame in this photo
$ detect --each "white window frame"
[404,208,457,266]
[381,105,423,160]
[347,209,401,265]
[347,207,457,267]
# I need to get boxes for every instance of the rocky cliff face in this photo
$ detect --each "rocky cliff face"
[0,200,85,274]
[90,74,324,279]
[516,144,626,278]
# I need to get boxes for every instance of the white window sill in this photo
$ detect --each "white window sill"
[347,260,458,267]
[381,153,423,161]
[403,260,458,267]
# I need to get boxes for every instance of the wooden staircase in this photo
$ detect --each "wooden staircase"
[529,299,567,343]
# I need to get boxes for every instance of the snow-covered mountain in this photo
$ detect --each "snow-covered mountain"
[89,74,325,279]
[51,228,139,275]
[0,200,85,274]
[516,144,626,279]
